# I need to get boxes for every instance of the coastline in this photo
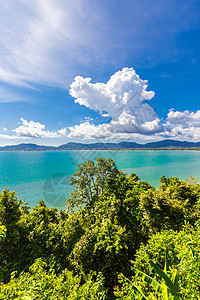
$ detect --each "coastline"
[0,148,200,152]
[1,150,200,209]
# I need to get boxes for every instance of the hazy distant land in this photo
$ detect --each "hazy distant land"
[0,139,200,151]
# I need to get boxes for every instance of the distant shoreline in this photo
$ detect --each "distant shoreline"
[1,140,200,151]
[0,148,200,152]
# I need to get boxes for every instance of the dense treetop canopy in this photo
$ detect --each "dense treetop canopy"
[0,157,200,299]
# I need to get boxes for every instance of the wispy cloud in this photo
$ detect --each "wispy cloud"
[0,0,199,91]
[0,0,114,89]
[0,86,28,103]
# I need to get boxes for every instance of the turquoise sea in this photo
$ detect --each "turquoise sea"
[0,150,200,210]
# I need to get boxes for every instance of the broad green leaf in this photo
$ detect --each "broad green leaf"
[149,260,179,297]
[120,274,148,299]
[132,267,163,295]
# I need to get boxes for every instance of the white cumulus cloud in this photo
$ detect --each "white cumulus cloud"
[161,109,200,140]
[0,134,24,140]
[68,68,163,139]
[13,118,67,139]
[166,109,200,127]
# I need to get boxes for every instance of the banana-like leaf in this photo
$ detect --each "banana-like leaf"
[132,267,163,295]
[149,260,179,297]
[120,274,148,300]
[164,252,169,273]
[161,281,169,300]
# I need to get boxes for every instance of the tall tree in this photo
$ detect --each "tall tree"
[68,157,120,210]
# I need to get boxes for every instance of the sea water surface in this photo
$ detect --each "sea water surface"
[0,150,200,210]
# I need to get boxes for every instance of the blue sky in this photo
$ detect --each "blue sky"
[0,0,200,145]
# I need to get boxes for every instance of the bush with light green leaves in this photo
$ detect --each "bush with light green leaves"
[0,258,107,300]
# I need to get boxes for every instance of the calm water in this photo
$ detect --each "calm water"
[0,150,200,210]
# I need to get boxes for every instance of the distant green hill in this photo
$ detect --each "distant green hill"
[0,139,200,151]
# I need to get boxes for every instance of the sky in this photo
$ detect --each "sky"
[0,0,200,146]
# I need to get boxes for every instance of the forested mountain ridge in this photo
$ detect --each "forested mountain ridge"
[1,139,200,151]
[0,157,200,299]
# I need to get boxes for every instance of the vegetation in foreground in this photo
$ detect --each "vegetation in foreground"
[0,157,200,299]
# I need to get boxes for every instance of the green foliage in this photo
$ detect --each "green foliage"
[71,217,130,295]
[115,258,181,299]
[131,225,200,299]
[0,158,200,298]
[0,188,29,282]
[0,222,6,240]
[68,157,120,210]
[21,200,59,261]
[140,176,200,232]
[0,258,107,299]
